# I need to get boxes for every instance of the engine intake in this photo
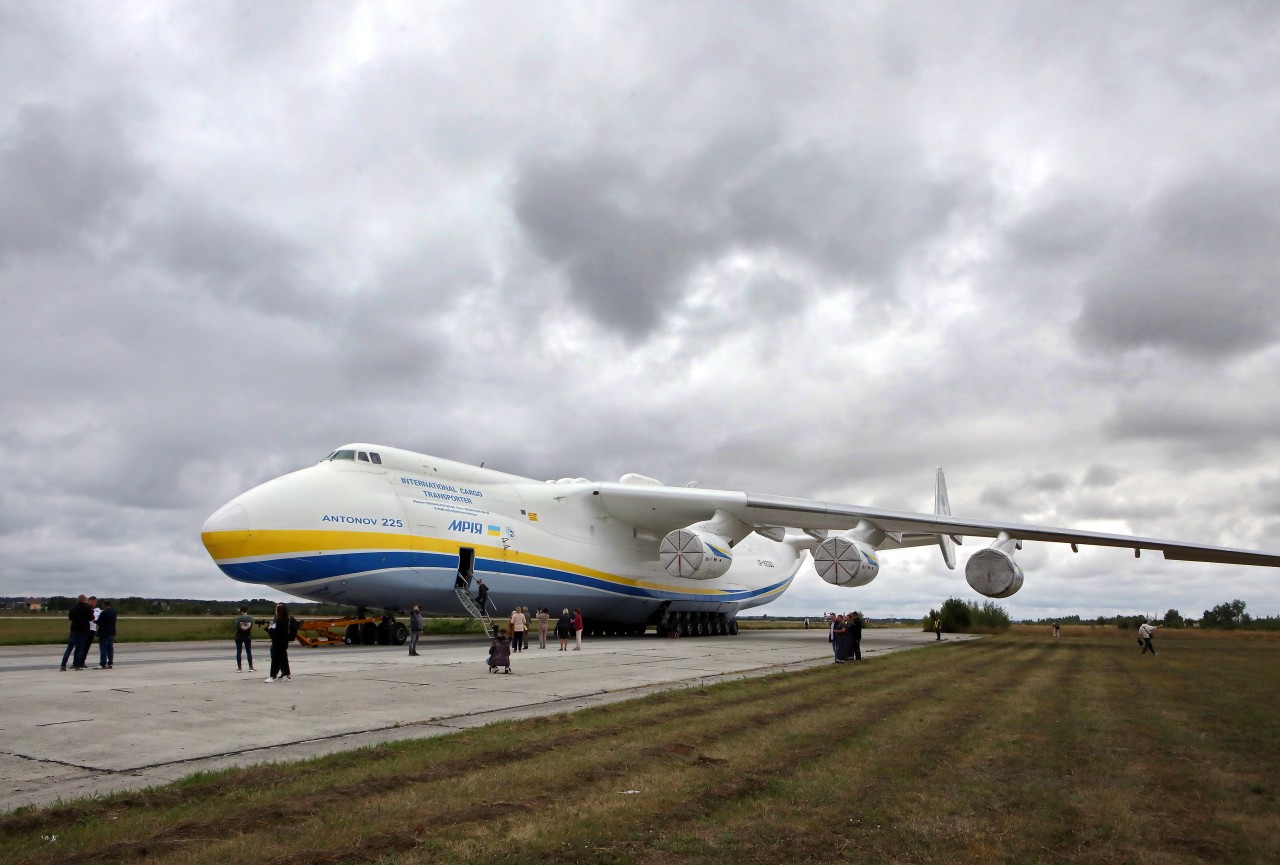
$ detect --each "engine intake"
[660,528,734,580]
[813,536,880,587]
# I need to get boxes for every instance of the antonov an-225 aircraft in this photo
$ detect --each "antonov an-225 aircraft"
[201,443,1280,638]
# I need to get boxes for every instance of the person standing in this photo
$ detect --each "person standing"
[69,595,94,670]
[234,605,256,671]
[265,603,293,682]
[509,608,527,652]
[474,579,489,612]
[408,605,424,656]
[96,600,117,669]
[62,595,93,671]
[86,596,100,659]
[1138,620,1161,655]
[832,614,848,663]
[848,611,863,662]
[1053,622,1061,639]
[556,608,573,651]
[536,608,549,649]
[572,608,584,650]
[934,617,942,641]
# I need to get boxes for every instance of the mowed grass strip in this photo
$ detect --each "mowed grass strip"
[3,633,1278,865]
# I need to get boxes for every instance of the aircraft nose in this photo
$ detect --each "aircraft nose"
[201,499,251,560]
[204,499,250,534]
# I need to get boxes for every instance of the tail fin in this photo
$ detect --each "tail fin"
[935,467,958,570]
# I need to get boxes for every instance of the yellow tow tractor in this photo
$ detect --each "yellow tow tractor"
[260,613,409,647]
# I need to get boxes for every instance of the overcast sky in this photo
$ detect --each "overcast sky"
[3,1,1279,621]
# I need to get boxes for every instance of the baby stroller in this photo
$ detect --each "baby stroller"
[487,633,511,674]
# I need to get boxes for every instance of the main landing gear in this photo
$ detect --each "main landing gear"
[341,613,409,646]
[654,612,738,638]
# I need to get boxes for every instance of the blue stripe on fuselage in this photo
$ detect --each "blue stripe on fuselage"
[216,550,790,602]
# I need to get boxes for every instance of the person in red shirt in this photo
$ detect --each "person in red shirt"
[572,608,584,650]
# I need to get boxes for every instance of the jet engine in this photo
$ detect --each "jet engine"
[965,532,1025,598]
[813,535,881,587]
[659,528,733,579]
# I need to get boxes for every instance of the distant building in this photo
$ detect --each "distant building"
[25,598,44,612]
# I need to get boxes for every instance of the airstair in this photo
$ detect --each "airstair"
[455,586,495,638]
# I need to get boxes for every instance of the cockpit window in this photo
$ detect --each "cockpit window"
[369,452,382,464]
[329,449,357,461]
[358,452,370,462]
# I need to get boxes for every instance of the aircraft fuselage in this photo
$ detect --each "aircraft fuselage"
[201,444,801,625]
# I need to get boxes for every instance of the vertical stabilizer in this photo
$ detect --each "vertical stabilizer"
[936,467,958,570]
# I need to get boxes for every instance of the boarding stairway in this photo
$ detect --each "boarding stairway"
[455,586,496,638]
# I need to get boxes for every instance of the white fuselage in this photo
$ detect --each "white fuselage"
[201,445,801,624]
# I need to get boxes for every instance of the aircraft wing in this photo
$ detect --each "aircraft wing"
[591,483,1280,568]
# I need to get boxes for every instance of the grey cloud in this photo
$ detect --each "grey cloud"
[1004,195,1118,264]
[512,154,698,336]
[133,201,322,317]
[979,485,1016,511]
[0,101,149,261]
[1103,396,1280,453]
[1028,472,1070,493]
[513,135,984,339]
[1083,464,1122,487]
[1074,171,1280,358]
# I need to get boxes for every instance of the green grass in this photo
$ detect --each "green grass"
[3,631,1277,864]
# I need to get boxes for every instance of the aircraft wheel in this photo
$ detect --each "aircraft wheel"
[728,619,739,635]
[693,619,705,637]
[392,622,409,645]
[343,635,354,645]
[678,620,690,638]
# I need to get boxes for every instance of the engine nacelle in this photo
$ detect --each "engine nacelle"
[813,536,881,587]
[660,528,734,580]
[965,539,1025,598]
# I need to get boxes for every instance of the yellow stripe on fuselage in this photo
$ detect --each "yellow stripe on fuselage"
[201,528,738,596]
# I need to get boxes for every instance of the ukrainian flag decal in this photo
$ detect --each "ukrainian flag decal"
[487,525,501,536]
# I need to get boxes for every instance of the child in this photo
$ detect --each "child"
[487,628,511,674]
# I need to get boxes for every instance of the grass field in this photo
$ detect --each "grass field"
[3,630,1276,864]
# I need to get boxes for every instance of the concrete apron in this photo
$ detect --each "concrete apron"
[0,628,973,812]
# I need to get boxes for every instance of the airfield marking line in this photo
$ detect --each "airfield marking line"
[0,750,116,774]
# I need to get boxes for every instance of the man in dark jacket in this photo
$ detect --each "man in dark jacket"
[96,600,118,669]
[66,596,94,670]
[408,605,424,656]
[832,614,848,663]
[848,611,863,662]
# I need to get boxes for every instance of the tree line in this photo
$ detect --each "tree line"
[1027,599,1280,631]
[922,598,1280,634]
[34,597,354,617]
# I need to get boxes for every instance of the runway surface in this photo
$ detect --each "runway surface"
[0,627,972,812]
